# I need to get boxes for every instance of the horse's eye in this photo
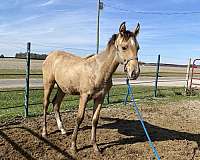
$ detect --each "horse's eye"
[122,46,128,50]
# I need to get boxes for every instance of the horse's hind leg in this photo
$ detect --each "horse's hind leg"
[42,82,55,137]
[52,87,66,134]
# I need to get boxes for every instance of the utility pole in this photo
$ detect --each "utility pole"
[96,0,103,54]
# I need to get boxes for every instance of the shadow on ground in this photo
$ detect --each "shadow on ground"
[79,117,200,152]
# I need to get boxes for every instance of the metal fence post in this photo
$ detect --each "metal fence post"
[154,54,160,97]
[24,42,31,117]
[107,91,110,104]
[185,58,191,94]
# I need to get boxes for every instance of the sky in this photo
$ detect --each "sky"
[0,0,200,64]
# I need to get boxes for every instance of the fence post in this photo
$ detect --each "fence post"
[185,58,191,94]
[107,91,110,104]
[24,42,31,117]
[154,54,160,97]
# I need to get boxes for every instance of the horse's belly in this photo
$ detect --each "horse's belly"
[60,85,80,95]
[55,77,80,94]
[91,84,111,99]
[55,67,81,94]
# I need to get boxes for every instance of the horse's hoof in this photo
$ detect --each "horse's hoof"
[42,133,47,138]
[61,129,66,135]
[93,146,101,156]
[70,146,77,156]
[94,150,101,156]
[70,144,77,152]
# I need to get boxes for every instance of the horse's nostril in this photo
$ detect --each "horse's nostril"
[124,67,127,72]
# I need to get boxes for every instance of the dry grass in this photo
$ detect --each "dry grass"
[0,58,43,70]
[0,58,187,79]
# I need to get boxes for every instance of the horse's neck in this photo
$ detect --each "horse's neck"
[95,47,119,83]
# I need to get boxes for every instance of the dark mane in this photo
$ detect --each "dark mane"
[107,30,134,49]
[84,54,95,59]
[108,34,117,48]
[122,30,134,40]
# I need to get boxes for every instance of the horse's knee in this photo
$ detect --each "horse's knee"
[76,109,85,125]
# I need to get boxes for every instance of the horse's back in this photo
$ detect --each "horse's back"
[45,50,81,62]
[42,50,84,86]
[43,50,82,68]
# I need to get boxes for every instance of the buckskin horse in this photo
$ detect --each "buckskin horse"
[42,22,140,154]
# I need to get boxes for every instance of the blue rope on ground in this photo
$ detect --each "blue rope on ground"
[126,79,161,160]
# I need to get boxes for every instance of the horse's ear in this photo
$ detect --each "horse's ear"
[133,23,140,37]
[119,22,126,35]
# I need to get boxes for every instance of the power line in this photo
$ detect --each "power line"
[104,4,129,12]
[105,4,200,15]
[133,11,200,15]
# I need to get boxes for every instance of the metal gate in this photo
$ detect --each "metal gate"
[189,59,200,91]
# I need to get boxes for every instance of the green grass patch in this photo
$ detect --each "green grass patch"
[0,85,200,122]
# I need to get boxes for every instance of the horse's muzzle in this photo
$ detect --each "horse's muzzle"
[124,62,140,80]
[130,69,140,80]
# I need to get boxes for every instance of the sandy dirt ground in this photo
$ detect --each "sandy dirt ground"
[1,100,200,160]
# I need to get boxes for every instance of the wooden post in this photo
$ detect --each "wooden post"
[24,42,31,117]
[185,58,191,94]
[154,54,160,97]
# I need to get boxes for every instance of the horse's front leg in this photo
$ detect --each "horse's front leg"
[71,93,88,153]
[91,95,104,154]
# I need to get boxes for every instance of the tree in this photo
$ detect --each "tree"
[15,52,47,60]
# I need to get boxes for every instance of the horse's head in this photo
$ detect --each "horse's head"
[115,22,140,80]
